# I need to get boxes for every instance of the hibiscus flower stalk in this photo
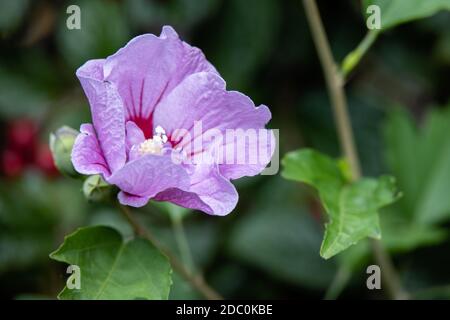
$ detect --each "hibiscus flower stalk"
[117,204,223,300]
[302,0,407,300]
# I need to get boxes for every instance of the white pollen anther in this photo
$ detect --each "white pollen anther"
[154,125,168,143]
[136,126,168,156]
[155,125,165,135]
[137,138,163,155]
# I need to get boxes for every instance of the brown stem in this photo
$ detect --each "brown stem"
[118,204,223,300]
[371,240,408,299]
[302,0,407,300]
[302,0,360,179]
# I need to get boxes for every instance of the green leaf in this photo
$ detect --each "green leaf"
[282,149,346,212]
[50,226,172,300]
[363,0,450,31]
[384,107,450,225]
[282,149,400,259]
[320,176,398,259]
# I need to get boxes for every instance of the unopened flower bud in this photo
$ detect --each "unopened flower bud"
[83,174,114,202]
[49,126,78,177]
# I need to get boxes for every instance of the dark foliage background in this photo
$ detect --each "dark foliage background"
[0,0,449,299]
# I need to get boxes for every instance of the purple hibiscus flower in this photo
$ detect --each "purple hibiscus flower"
[71,26,275,216]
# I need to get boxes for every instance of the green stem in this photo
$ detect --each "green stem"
[341,30,379,78]
[118,204,223,300]
[171,216,195,273]
[302,0,406,300]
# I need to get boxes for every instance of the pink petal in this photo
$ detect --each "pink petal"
[76,61,126,173]
[71,123,110,177]
[125,121,145,152]
[117,191,151,207]
[102,26,217,125]
[107,153,190,201]
[155,164,238,216]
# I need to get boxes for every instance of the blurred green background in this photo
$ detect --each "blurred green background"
[0,0,449,299]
